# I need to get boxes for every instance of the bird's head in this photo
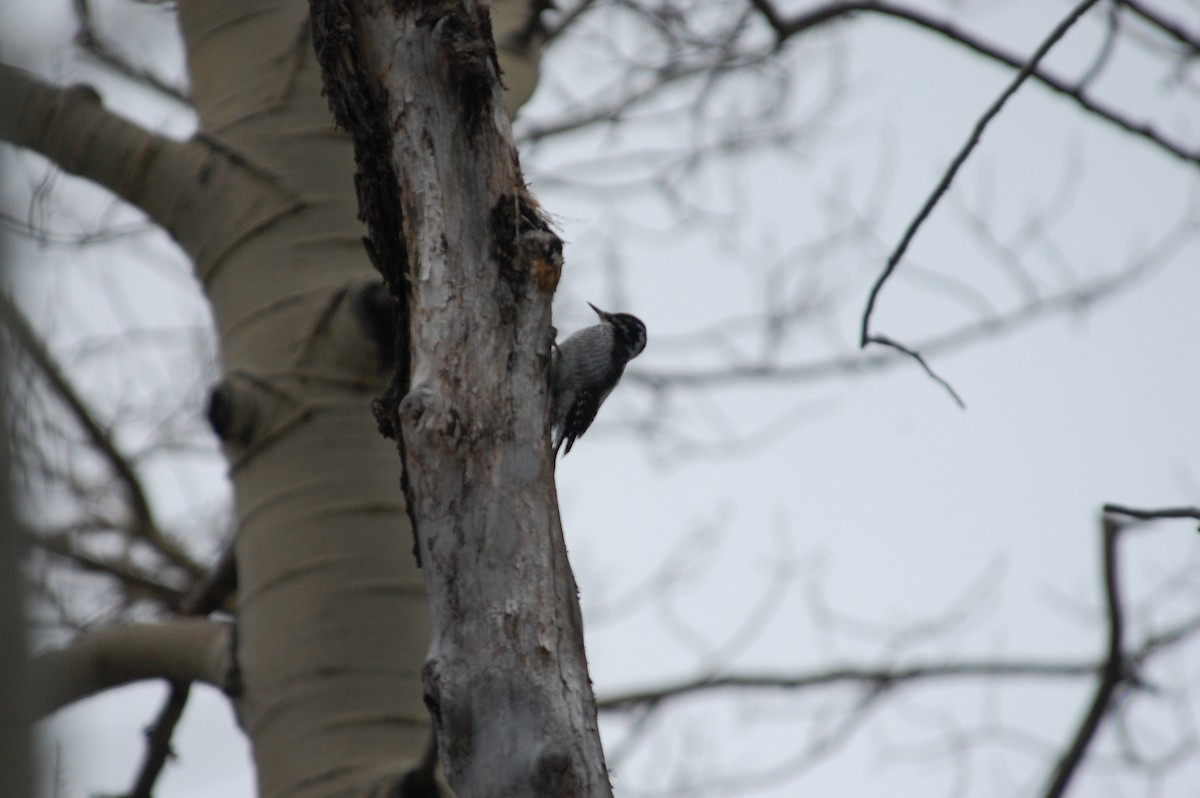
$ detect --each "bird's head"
[589,302,647,359]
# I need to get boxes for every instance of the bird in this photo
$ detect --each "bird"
[551,303,647,455]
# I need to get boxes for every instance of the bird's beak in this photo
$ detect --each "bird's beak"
[587,302,609,321]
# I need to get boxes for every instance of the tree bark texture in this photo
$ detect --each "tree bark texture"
[311,2,611,796]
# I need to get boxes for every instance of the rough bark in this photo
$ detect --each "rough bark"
[311,1,610,796]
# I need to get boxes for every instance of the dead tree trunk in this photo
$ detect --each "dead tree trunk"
[310,2,612,796]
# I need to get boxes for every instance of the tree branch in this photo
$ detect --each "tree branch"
[0,290,204,577]
[70,0,191,104]
[1102,503,1200,526]
[862,333,966,408]
[125,544,238,798]
[598,659,1099,712]
[0,63,299,262]
[1120,0,1200,54]
[747,0,1200,166]
[860,0,1104,364]
[629,246,1169,390]
[31,619,230,716]
[1039,515,1127,798]
[127,682,190,798]
[34,533,188,608]
[0,64,190,225]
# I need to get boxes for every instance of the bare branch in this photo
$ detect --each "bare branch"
[859,0,1104,349]
[1074,1,1120,92]
[747,0,1200,166]
[31,619,230,716]
[628,188,1194,402]
[1121,0,1200,54]
[595,602,1200,793]
[1102,504,1200,525]
[0,64,299,258]
[1039,516,1127,798]
[596,505,1200,795]
[0,291,204,577]
[519,9,772,146]
[598,659,1099,713]
[628,262,1156,390]
[33,533,188,609]
[862,333,966,408]
[127,682,190,798]
[0,210,155,247]
[0,65,186,221]
[70,0,190,103]
[126,545,238,798]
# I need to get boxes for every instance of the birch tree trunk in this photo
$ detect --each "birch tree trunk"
[181,3,435,794]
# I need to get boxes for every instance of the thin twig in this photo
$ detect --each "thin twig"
[0,292,204,577]
[863,334,966,408]
[599,660,1098,711]
[632,206,1193,389]
[598,602,1200,712]
[70,0,190,104]
[860,0,1105,346]
[1074,1,1121,92]
[127,681,190,798]
[746,1,1200,166]
[1120,0,1200,53]
[177,544,237,617]
[125,545,237,798]
[34,534,186,608]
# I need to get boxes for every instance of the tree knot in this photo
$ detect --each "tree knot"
[398,385,465,449]
[531,741,578,795]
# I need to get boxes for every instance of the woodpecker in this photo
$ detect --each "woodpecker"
[551,303,647,455]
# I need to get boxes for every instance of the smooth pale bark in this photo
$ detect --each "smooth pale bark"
[491,0,546,118]
[177,1,433,794]
[311,1,610,796]
[0,63,298,269]
[31,620,230,716]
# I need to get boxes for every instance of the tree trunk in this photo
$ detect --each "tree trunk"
[182,1,434,794]
[311,1,611,796]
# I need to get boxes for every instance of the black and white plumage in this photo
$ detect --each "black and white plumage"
[551,303,647,455]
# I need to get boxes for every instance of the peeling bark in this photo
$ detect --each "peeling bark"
[311,2,608,795]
